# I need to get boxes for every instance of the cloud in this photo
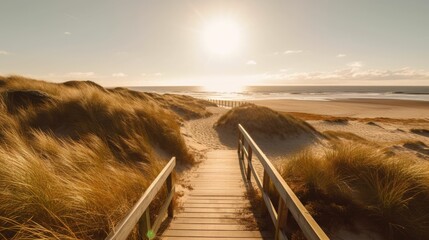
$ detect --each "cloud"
[66,72,95,77]
[141,72,163,77]
[112,72,127,77]
[284,50,303,54]
[337,54,346,58]
[259,67,429,84]
[246,60,257,65]
[0,50,9,55]
[64,32,71,35]
[347,61,363,68]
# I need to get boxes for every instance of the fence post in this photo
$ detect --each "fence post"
[275,198,288,240]
[263,170,270,193]
[167,174,174,217]
[240,134,244,160]
[237,131,241,156]
[246,145,252,181]
[139,209,151,240]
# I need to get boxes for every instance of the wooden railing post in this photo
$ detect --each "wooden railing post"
[238,132,241,156]
[263,170,270,193]
[167,174,174,217]
[262,168,270,218]
[275,198,288,240]
[240,135,245,160]
[139,209,151,240]
[246,145,252,181]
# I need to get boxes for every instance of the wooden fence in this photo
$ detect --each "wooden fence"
[207,99,247,108]
[105,157,176,240]
[238,125,329,240]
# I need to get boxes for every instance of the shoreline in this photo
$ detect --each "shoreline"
[247,98,429,119]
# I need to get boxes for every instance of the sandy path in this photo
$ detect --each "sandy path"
[181,107,230,152]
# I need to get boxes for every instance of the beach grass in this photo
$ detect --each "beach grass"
[0,75,210,239]
[279,143,429,239]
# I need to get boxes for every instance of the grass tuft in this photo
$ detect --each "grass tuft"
[280,143,429,239]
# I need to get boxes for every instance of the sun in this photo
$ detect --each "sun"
[201,17,241,56]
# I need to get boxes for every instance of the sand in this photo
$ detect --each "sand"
[178,98,429,239]
[183,99,428,163]
[247,99,429,119]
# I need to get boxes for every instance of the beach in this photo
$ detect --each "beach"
[247,98,429,119]
[178,97,429,239]
[182,97,429,174]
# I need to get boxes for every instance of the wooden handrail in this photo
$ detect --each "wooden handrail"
[106,157,176,240]
[238,125,329,240]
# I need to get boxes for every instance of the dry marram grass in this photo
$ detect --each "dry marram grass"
[280,143,429,239]
[0,75,211,239]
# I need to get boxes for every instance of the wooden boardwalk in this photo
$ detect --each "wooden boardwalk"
[161,150,272,240]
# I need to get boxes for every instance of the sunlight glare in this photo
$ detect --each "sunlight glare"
[202,17,241,56]
[202,78,244,93]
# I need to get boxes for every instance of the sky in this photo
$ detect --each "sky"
[0,0,428,87]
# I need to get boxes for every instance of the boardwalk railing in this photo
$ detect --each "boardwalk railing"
[238,125,329,240]
[106,157,176,240]
[207,99,246,108]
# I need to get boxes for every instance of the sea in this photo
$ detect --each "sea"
[129,86,429,102]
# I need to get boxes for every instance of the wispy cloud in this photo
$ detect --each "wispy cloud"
[66,72,95,77]
[0,50,9,55]
[258,67,429,84]
[284,50,303,54]
[337,54,346,58]
[347,61,363,68]
[141,72,163,77]
[246,60,257,65]
[112,72,127,78]
[64,32,71,35]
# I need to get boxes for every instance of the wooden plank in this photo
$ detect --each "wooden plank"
[186,195,246,199]
[183,203,250,208]
[191,185,243,189]
[191,180,243,183]
[193,177,242,180]
[168,223,251,231]
[194,170,241,173]
[186,199,250,204]
[106,157,176,240]
[163,237,266,240]
[175,213,242,218]
[163,230,267,238]
[190,190,245,195]
[182,208,241,213]
[171,218,241,224]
